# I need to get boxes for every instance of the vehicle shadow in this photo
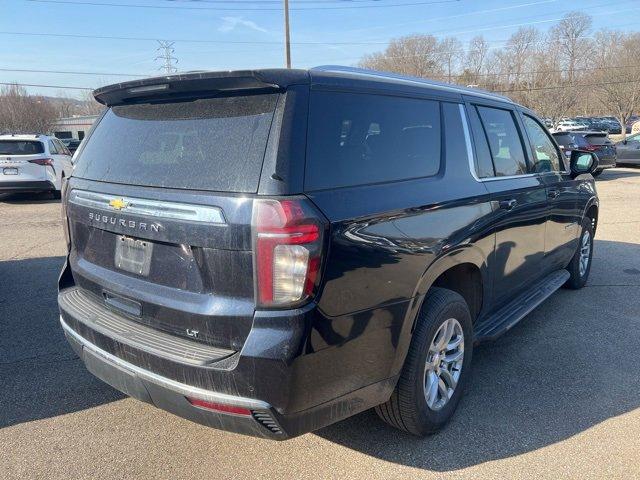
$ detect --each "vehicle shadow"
[0,192,60,204]
[315,239,640,471]
[596,167,640,181]
[0,256,124,429]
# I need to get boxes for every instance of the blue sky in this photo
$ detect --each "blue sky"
[1,0,639,97]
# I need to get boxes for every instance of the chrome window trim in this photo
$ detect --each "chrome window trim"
[460,104,547,183]
[69,189,226,225]
[60,315,270,410]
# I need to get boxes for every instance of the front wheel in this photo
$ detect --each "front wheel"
[564,217,594,289]
[375,288,473,436]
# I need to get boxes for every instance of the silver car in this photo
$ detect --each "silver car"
[616,133,640,165]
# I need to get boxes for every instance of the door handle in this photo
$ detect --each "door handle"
[548,189,560,199]
[499,199,518,210]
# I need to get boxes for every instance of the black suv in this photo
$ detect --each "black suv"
[58,67,600,439]
[552,131,616,176]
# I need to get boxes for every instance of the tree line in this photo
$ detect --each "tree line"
[0,85,103,135]
[360,12,640,135]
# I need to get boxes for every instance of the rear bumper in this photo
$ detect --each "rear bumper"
[58,281,409,439]
[0,180,55,193]
[595,156,616,170]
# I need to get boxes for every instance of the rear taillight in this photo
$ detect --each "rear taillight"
[583,145,599,152]
[28,158,54,166]
[252,198,326,308]
[61,179,70,251]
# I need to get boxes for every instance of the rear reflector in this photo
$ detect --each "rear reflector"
[186,397,252,416]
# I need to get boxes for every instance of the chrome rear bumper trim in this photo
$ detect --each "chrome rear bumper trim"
[60,315,270,410]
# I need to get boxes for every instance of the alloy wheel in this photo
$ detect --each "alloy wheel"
[579,230,591,277]
[424,318,464,411]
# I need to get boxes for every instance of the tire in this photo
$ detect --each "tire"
[375,287,473,436]
[564,216,594,289]
[592,170,602,177]
[52,190,62,200]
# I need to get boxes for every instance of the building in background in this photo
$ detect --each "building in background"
[52,115,98,140]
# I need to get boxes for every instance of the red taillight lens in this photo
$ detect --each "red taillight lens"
[186,397,251,416]
[583,145,599,152]
[28,158,54,166]
[253,198,325,308]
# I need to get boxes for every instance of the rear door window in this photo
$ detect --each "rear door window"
[305,91,441,190]
[476,106,528,177]
[0,140,45,155]
[73,94,278,192]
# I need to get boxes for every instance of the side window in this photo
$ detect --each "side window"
[476,106,527,177]
[305,91,441,190]
[522,115,562,172]
[48,140,58,154]
[466,106,495,178]
[55,139,69,156]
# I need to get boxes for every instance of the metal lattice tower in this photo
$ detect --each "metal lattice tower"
[155,41,178,74]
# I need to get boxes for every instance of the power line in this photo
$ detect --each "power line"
[0,82,93,90]
[0,30,389,45]
[495,79,640,93]
[25,0,461,11]
[3,63,640,80]
[0,67,146,77]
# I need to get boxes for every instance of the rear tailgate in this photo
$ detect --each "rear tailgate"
[65,92,281,351]
[585,133,616,158]
[0,140,49,182]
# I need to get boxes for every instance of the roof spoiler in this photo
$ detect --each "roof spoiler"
[93,69,309,106]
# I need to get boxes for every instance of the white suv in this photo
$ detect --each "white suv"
[0,134,74,199]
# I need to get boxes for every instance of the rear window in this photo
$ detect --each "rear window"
[552,133,573,146]
[73,94,278,192]
[585,134,610,146]
[0,140,45,155]
[305,91,441,190]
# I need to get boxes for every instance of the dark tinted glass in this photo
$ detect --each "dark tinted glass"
[0,140,45,155]
[305,92,441,190]
[585,134,610,146]
[467,106,495,178]
[73,94,278,192]
[477,106,527,177]
[522,115,561,172]
[552,133,573,146]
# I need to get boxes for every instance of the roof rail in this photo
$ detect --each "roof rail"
[310,65,513,103]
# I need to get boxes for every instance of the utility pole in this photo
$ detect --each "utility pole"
[283,0,291,68]
[155,40,178,74]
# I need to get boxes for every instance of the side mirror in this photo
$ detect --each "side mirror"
[570,151,598,177]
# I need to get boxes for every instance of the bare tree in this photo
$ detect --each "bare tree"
[549,12,593,83]
[79,90,105,116]
[438,37,463,83]
[463,36,489,85]
[0,85,58,134]
[592,32,640,140]
[359,34,445,78]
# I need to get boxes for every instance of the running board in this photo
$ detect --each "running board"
[473,269,570,342]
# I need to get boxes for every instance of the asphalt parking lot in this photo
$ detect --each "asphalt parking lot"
[2,168,640,480]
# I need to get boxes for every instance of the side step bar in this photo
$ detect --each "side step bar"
[473,269,570,342]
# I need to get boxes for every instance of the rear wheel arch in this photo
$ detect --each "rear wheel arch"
[414,249,488,325]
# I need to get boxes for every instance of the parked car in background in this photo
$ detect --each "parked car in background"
[552,131,616,176]
[599,118,622,135]
[616,133,640,165]
[58,67,600,440]
[625,115,640,133]
[0,134,73,198]
[61,138,82,154]
[555,120,589,132]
